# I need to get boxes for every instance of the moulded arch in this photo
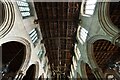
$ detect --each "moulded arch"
[92,39,120,79]
[1,40,31,79]
[72,56,77,70]
[1,37,31,72]
[2,41,26,68]
[0,0,15,38]
[98,2,119,37]
[86,35,111,78]
[87,35,111,68]
[87,35,111,44]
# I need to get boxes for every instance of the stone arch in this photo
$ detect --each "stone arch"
[86,35,111,78]
[0,0,15,38]
[1,37,31,72]
[98,2,119,37]
[87,35,111,67]
[1,38,31,79]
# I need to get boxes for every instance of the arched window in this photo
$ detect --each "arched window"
[79,27,88,44]
[74,43,81,60]
[81,0,97,17]
[17,0,31,18]
[72,56,77,70]
[29,28,39,46]
[0,0,15,38]
[71,65,75,77]
[77,25,88,45]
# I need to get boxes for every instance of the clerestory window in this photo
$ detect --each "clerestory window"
[17,0,31,18]
[81,0,97,17]
[29,28,39,46]
[79,27,88,44]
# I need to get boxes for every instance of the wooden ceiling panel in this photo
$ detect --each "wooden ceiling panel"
[93,39,120,71]
[35,2,81,75]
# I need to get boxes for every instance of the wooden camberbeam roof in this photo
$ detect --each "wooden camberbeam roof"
[35,2,81,75]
